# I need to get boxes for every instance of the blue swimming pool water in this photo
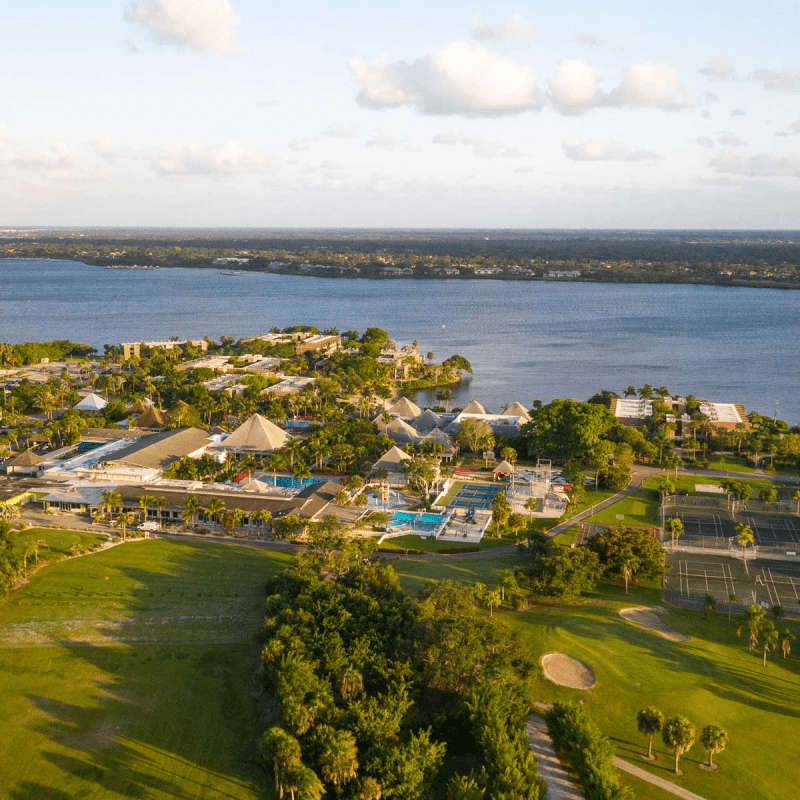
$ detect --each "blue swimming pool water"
[260,476,323,489]
[389,511,446,527]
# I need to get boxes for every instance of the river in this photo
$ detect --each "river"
[1,258,798,422]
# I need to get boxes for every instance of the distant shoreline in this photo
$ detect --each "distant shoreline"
[2,256,798,292]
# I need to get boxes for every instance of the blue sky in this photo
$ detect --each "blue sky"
[1,1,799,228]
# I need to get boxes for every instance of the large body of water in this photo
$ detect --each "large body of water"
[2,258,799,423]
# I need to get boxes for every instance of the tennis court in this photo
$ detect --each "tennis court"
[741,513,800,546]
[666,551,800,609]
[449,483,502,510]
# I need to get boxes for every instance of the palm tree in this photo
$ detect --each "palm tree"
[293,460,312,482]
[117,511,134,539]
[252,509,272,537]
[283,439,303,469]
[760,620,779,666]
[664,517,683,550]
[317,728,359,787]
[780,628,795,659]
[258,727,303,800]
[636,707,665,761]
[24,538,48,569]
[793,490,800,516]
[155,496,169,526]
[101,490,123,521]
[735,523,754,573]
[205,496,226,527]
[525,496,539,519]
[737,604,767,653]
[221,508,244,536]
[662,716,695,775]
[268,451,289,486]
[138,494,155,522]
[182,495,200,530]
[699,724,728,769]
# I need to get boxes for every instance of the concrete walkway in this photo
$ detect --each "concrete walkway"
[613,757,708,800]
[525,715,584,800]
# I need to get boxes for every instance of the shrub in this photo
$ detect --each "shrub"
[545,703,632,800]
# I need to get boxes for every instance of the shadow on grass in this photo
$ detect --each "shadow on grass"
[5,539,290,799]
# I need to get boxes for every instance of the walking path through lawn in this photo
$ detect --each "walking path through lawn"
[525,715,584,800]
[613,757,708,800]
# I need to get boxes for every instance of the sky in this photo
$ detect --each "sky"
[1,1,800,229]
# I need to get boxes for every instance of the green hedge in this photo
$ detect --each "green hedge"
[545,702,632,800]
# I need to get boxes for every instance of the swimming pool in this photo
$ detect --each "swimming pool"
[388,510,447,530]
[259,475,323,489]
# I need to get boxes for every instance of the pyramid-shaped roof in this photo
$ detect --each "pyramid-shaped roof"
[131,406,169,429]
[374,445,412,467]
[423,428,452,445]
[74,392,108,411]
[127,398,152,414]
[8,449,45,466]
[493,460,515,474]
[220,413,288,452]
[241,478,269,493]
[386,417,421,442]
[388,396,422,418]
[505,402,531,420]
[462,399,486,415]
[413,409,444,432]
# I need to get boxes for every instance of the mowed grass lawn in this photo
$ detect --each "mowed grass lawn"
[0,537,293,800]
[397,557,800,800]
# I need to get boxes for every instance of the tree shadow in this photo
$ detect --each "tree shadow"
[5,538,286,799]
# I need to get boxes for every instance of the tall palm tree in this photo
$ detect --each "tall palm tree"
[735,523,754,573]
[117,511,135,539]
[205,496,226,527]
[138,494,155,521]
[664,517,683,550]
[636,707,665,761]
[268,451,289,486]
[182,495,200,529]
[101,490,123,521]
[24,539,48,569]
[252,509,272,537]
[317,729,359,788]
[155,496,170,526]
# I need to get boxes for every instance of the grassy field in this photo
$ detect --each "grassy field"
[378,533,515,554]
[0,536,293,800]
[587,488,662,528]
[397,555,800,800]
[12,528,107,570]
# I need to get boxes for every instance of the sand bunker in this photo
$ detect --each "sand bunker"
[619,607,690,642]
[540,652,595,690]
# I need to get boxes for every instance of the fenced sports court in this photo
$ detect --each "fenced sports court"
[666,552,800,612]
[449,482,503,510]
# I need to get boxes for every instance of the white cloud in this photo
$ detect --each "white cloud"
[549,59,601,113]
[730,107,746,116]
[365,128,411,151]
[125,0,241,56]
[775,119,800,137]
[700,109,711,119]
[710,150,799,178]
[696,136,714,148]
[751,68,800,92]
[550,60,693,113]
[469,12,535,46]
[350,42,542,117]
[322,123,357,139]
[320,160,344,171]
[288,138,314,152]
[606,63,694,110]
[91,140,138,161]
[573,30,603,47]
[150,141,268,175]
[699,56,734,79]
[12,143,77,173]
[717,131,748,147]
[433,130,521,158]
[562,139,660,162]
[702,91,719,105]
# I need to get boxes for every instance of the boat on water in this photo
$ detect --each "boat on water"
[220,270,249,276]
[101,264,160,270]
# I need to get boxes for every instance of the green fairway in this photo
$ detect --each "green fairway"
[392,552,519,595]
[506,587,800,800]
[587,488,661,527]
[0,537,294,799]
